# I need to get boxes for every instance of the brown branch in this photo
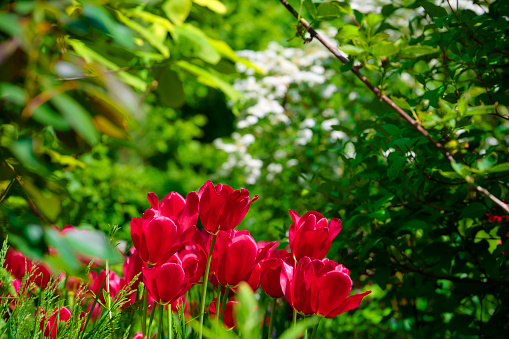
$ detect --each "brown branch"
[277,0,509,215]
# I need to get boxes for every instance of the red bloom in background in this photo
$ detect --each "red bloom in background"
[131,192,198,264]
[280,257,371,318]
[122,247,144,290]
[40,307,84,339]
[88,270,123,303]
[208,298,239,329]
[260,248,294,298]
[177,229,209,283]
[288,210,342,261]
[142,254,198,305]
[4,248,52,288]
[198,181,258,234]
[211,231,277,289]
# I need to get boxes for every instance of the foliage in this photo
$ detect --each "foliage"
[215,0,509,337]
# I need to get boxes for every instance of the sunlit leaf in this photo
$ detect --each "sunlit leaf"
[164,0,193,25]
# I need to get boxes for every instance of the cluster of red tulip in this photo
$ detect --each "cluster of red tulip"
[2,180,371,338]
[129,180,371,335]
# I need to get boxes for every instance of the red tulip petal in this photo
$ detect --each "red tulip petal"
[199,183,226,233]
[225,231,257,286]
[328,218,342,242]
[147,192,159,210]
[288,209,300,246]
[130,217,143,250]
[145,217,178,264]
[326,290,372,318]
[280,259,294,305]
[179,191,199,230]
[156,263,185,303]
[316,270,352,316]
[160,192,186,218]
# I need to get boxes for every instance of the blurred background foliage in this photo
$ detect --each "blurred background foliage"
[1,0,509,337]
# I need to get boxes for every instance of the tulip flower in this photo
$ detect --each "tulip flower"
[288,209,342,260]
[146,191,199,229]
[88,269,122,303]
[4,248,52,288]
[142,255,197,305]
[280,257,371,317]
[260,249,294,298]
[177,229,209,283]
[132,333,156,339]
[131,203,196,264]
[208,298,239,329]
[198,180,258,234]
[40,307,84,339]
[122,247,144,290]
[211,230,274,288]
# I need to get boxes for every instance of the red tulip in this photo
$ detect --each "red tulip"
[260,249,294,298]
[123,247,144,290]
[280,257,371,317]
[88,269,122,303]
[132,333,156,339]
[210,230,259,288]
[4,248,52,288]
[198,181,258,234]
[40,307,84,339]
[177,229,209,283]
[288,209,342,260]
[131,192,197,264]
[142,255,197,305]
[208,298,239,329]
[146,191,199,229]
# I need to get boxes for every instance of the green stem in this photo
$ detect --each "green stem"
[216,284,222,326]
[148,301,157,339]
[220,287,229,324]
[303,329,307,339]
[267,298,276,339]
[141,288,148,339]
[157,304,164,339]
[181,304,186,339]
[293,310,297,339]
[310,317,322,339]
[198,234,216,339]
[167,305,173,339]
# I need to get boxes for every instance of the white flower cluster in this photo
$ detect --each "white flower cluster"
[213,26,359,183]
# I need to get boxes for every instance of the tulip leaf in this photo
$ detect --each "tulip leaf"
[64,228,123,263]
[235,283,261,339]
[279,317,318,339]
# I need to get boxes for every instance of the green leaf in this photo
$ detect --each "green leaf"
[451,162,472,178]
[44,228,82,274]
[371,41,399,57]
[50,94,100,145]
[0,83,27,105]
[82,4,134,48]
[176,60,243,103]
[364,14,383,29]
[459,202,487,219]
[157,68,186,108]
[0,13,22,37]
[336,24,360,39]
[477,152,497,171]
[31,104,71,131]
[22,178,61,223]
[375,266,391,288]
[316,2,342,20]
[235,283,261,339]
[388,155,406,180]
[163,0,192,26]
[420,1,448,18]
[64,228,123,263]
[304,0,317,18]
[9,139,48,174]
[207,38,265,74]
[400,45,439,57]
[390,96,413,110]
[68,39,147,91]
[116,11,170,58]
[340,44,364,55]
[194,0,227,14]
[369,209,390,221]
[383,124,401,136]
[485,162,509,174]
[173,24,221,64]
[464,105,496,116]
[279,317,318,339]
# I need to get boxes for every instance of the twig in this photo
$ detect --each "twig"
[277,0,509,214]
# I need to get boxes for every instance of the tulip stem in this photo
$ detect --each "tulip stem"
[267,298,276,339]
[141,288,148,338]
[293,310,297,338]
[220,287,229,323]
[216,284,222,326]
[157,304,164,339]
[310,317,322,339]
[167,304,172,339]
[198,233,216,339]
